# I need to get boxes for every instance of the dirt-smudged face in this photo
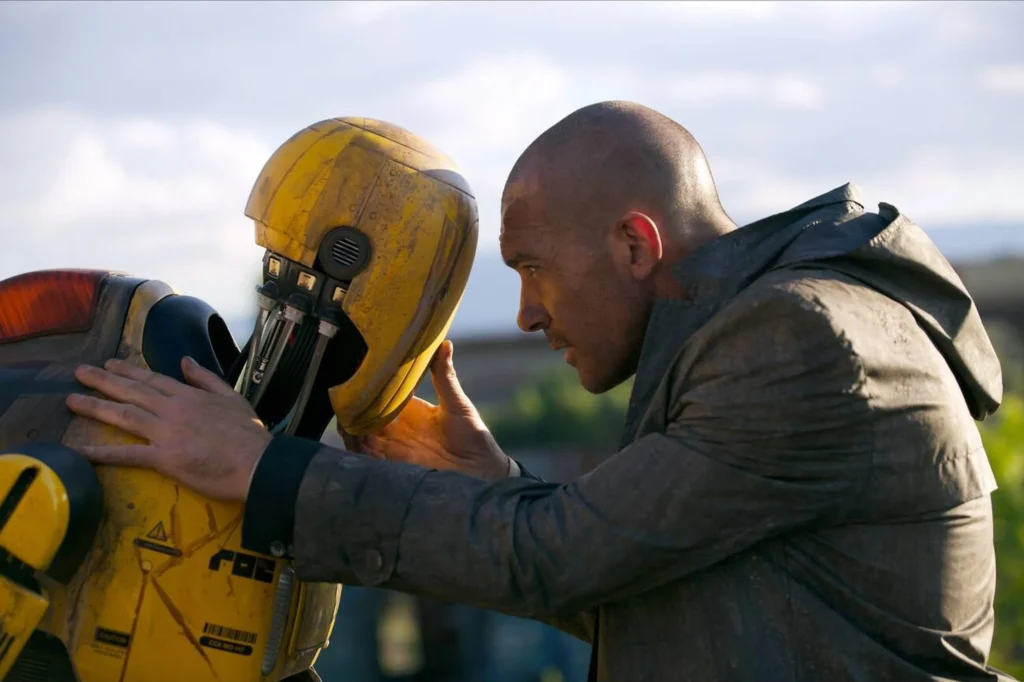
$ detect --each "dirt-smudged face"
[499,174,653,394]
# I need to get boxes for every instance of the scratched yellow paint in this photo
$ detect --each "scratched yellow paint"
[0,454,70,572]
[36,278,337,681]
[0,453,70,677]
[244,117,478,435]
[0,577,49,678]
[19,116,476,680]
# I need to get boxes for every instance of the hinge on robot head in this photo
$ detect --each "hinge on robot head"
[261,251,350,313]
[259,225,372,311]
[256,251,349,343]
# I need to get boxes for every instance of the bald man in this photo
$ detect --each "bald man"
[70,101,1013,682]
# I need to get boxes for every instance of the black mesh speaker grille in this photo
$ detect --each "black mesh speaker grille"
[331,236,362,267]
[316,227,371,282]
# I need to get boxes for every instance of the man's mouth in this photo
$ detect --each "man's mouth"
[547,336,575,365]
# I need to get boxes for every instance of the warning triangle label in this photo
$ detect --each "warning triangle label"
[146,521,169,542]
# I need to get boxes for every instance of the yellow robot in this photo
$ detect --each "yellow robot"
[0,117,478,681]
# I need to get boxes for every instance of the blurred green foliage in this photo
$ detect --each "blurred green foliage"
[483,352,1024,675]
[987,320,1024,396]
[482,364,633,450]
[983,393,1024,676]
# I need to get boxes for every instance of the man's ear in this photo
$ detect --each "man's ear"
[617,211,663,279]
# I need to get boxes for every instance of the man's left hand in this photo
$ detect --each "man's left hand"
[66,357,272,502]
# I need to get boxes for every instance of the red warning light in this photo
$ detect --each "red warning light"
[0,270,108,344]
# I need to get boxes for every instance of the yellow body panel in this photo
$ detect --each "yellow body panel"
[0,453,70,572]
[0,578,50,677]
[0,452,71,677]
[28,278,340,681]
[244,117,478,435]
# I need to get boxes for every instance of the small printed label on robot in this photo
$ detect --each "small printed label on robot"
[146,521,170,542]
[200,635,253,656]
[203,621,258,645]
[94,627,131,648]
[90,645,126,660]
[133,537,183,558]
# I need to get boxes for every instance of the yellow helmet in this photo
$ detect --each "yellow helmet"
[238,117,478,436]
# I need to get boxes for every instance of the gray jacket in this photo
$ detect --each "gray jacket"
[244,184,1014,681]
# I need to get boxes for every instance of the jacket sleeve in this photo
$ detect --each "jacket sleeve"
[509,461,597,640]
[244,287,874,625]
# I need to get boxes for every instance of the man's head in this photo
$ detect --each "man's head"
[500,100,736,393]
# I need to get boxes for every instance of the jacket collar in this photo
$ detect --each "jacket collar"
[618,183,866,446]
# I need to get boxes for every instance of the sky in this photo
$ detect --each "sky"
[1,0,1022,338]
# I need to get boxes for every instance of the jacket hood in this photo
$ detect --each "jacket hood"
[681,183,1003,420]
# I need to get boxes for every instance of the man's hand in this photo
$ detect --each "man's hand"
[65,357,272,502]
[350,340,514,481]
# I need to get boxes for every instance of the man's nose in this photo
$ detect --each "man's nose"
[517,297,550,333]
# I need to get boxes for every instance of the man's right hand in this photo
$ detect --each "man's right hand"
[344,340,515,481]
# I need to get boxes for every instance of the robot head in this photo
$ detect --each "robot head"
[235,117,478,437]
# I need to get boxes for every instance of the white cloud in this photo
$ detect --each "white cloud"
[35,117,269,225]
[772,77,824,110]
[408,53,576,252]
[0,110,271,326]
[326,0,428,27]
[41,132,178,223]
[711,156,830,220]
[413,53,571,156]
[931,8,1001,50]
[868,64,907,90]
[979,63,1024,95]
[631,1,779,21]
[115,120,178,150]
[667,71,824,110]
[0,0,63,21]
[871,149,1024,225]
[707,148,1024,227]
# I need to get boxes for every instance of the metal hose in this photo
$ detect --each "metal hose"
[261,565,296,675]
[282,319,338,436]
[251,305,303,408]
